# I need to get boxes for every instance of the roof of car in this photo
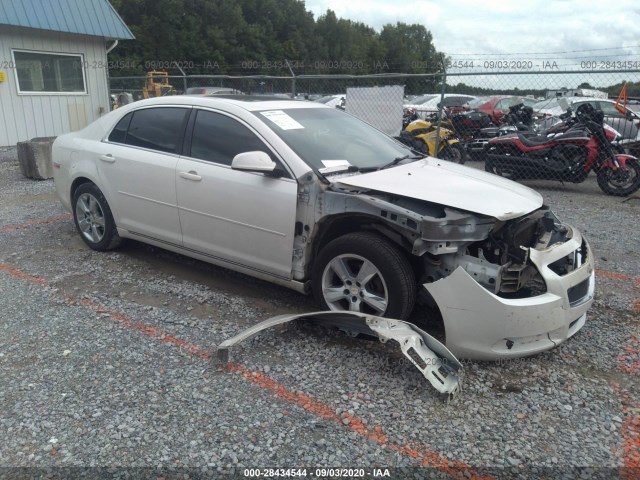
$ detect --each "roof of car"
[123,95,324,112]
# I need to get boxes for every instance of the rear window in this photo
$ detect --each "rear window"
[108,113,132,143]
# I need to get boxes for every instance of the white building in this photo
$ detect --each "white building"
[545,88,608,100]
[0,0,133,146]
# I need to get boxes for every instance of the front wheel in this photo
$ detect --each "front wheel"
[312,232,416,320]
[596,158,640,196]
[440,143,467,164]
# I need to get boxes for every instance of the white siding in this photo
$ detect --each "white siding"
[0,25,110,146]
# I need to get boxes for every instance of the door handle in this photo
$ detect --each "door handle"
[99,154,115,163]
[179,171,202,181]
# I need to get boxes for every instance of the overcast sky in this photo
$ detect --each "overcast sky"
[304,0,640,70]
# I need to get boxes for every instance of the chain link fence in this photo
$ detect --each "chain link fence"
[109,69,640,195]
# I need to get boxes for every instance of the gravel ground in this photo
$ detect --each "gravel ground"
[0,152,639,480]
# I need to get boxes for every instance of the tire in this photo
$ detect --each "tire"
[484,146,519,179]
[440,143,467,164]
[414,140,431,156]
[312,232,416,320]
[596,158,640,197]
[72,183,123,251]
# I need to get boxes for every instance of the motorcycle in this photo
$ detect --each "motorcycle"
[485,103,640,196]
[459,103,536,160]
[398,118,467,164]
[402,107,419,129]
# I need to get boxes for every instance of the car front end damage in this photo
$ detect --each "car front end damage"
[423,211,594,360]
[303,177,594,361]
[418,207,594,360]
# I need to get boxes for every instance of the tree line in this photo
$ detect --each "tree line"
[109,0,442,76]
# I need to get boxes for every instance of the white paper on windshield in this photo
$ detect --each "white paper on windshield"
[319,159,352,174]
[260,110,304,130]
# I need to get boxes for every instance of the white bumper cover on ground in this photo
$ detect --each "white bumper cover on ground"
[217,311,463,399]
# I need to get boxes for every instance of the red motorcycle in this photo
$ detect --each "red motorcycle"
[485,103,640,196]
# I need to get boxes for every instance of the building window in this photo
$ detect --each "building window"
[12,50,86,94]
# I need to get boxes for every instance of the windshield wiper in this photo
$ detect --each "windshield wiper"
[356,154,423,173]
[380,154,410,169]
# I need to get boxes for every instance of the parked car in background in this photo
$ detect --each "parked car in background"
[465,96,538,125]
[295,93,323,101]
[185,87,243,95]
[315,94,346,109]
[52,95,594,360]
[533,96,640,151]
[404,94,476,119]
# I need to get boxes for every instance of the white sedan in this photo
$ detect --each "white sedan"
[53,95,594,360]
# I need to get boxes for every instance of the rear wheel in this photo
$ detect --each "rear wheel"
[72,183,123,251]
[312,232,416,320]
[440,143,467,164]
[596,158,640,196]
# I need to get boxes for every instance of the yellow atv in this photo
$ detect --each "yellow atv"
[400,119,467,164]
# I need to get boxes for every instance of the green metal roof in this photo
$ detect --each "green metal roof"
[0,0,134,40]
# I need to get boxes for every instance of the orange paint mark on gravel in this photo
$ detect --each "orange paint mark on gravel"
[616,331,640,479]
[67,294,213,360]
[0,263,47,283]
[226,363,492,480]
[0,214,71,233]
[4,223,640,475]
[0,261,492,478]
[617,389,640,479]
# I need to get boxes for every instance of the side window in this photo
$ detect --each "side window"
[108,112,133,143]
[125,107,188,154]
[190,110,277,167]
[598,102,623,118]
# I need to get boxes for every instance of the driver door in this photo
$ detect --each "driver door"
[176,109,298,279]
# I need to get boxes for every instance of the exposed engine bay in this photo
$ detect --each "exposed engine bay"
[422,208,573,298]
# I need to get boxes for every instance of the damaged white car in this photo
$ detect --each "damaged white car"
[52,96,594,361]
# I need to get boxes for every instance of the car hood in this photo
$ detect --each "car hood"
[334,158,543,220]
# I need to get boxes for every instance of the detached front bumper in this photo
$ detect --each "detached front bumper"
[425,229,594,360]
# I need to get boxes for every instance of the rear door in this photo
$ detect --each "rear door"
[98,106,189,245]
[175,109,298,279]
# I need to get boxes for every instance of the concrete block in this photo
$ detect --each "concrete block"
[17,137,56,180]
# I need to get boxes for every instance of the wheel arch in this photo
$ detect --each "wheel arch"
[70,176,95,202]
[309,213,425,278]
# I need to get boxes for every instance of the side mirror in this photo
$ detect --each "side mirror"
[231,151,276,173]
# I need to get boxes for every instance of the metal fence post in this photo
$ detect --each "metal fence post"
[285,59,296,98]
[433,54,447,158]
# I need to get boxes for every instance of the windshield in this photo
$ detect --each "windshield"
[316,95,341,104]
[533,98,559,111]
[255,107,414,172]
[466,96,490,108]
[408,94,438,105]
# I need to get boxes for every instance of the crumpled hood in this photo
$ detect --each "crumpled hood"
[334,158,543,220]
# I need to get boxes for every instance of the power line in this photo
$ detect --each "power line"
[448,53,640,62]
[446,45,640,56]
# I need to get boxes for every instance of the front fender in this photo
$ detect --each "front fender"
[600,153,637,171]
